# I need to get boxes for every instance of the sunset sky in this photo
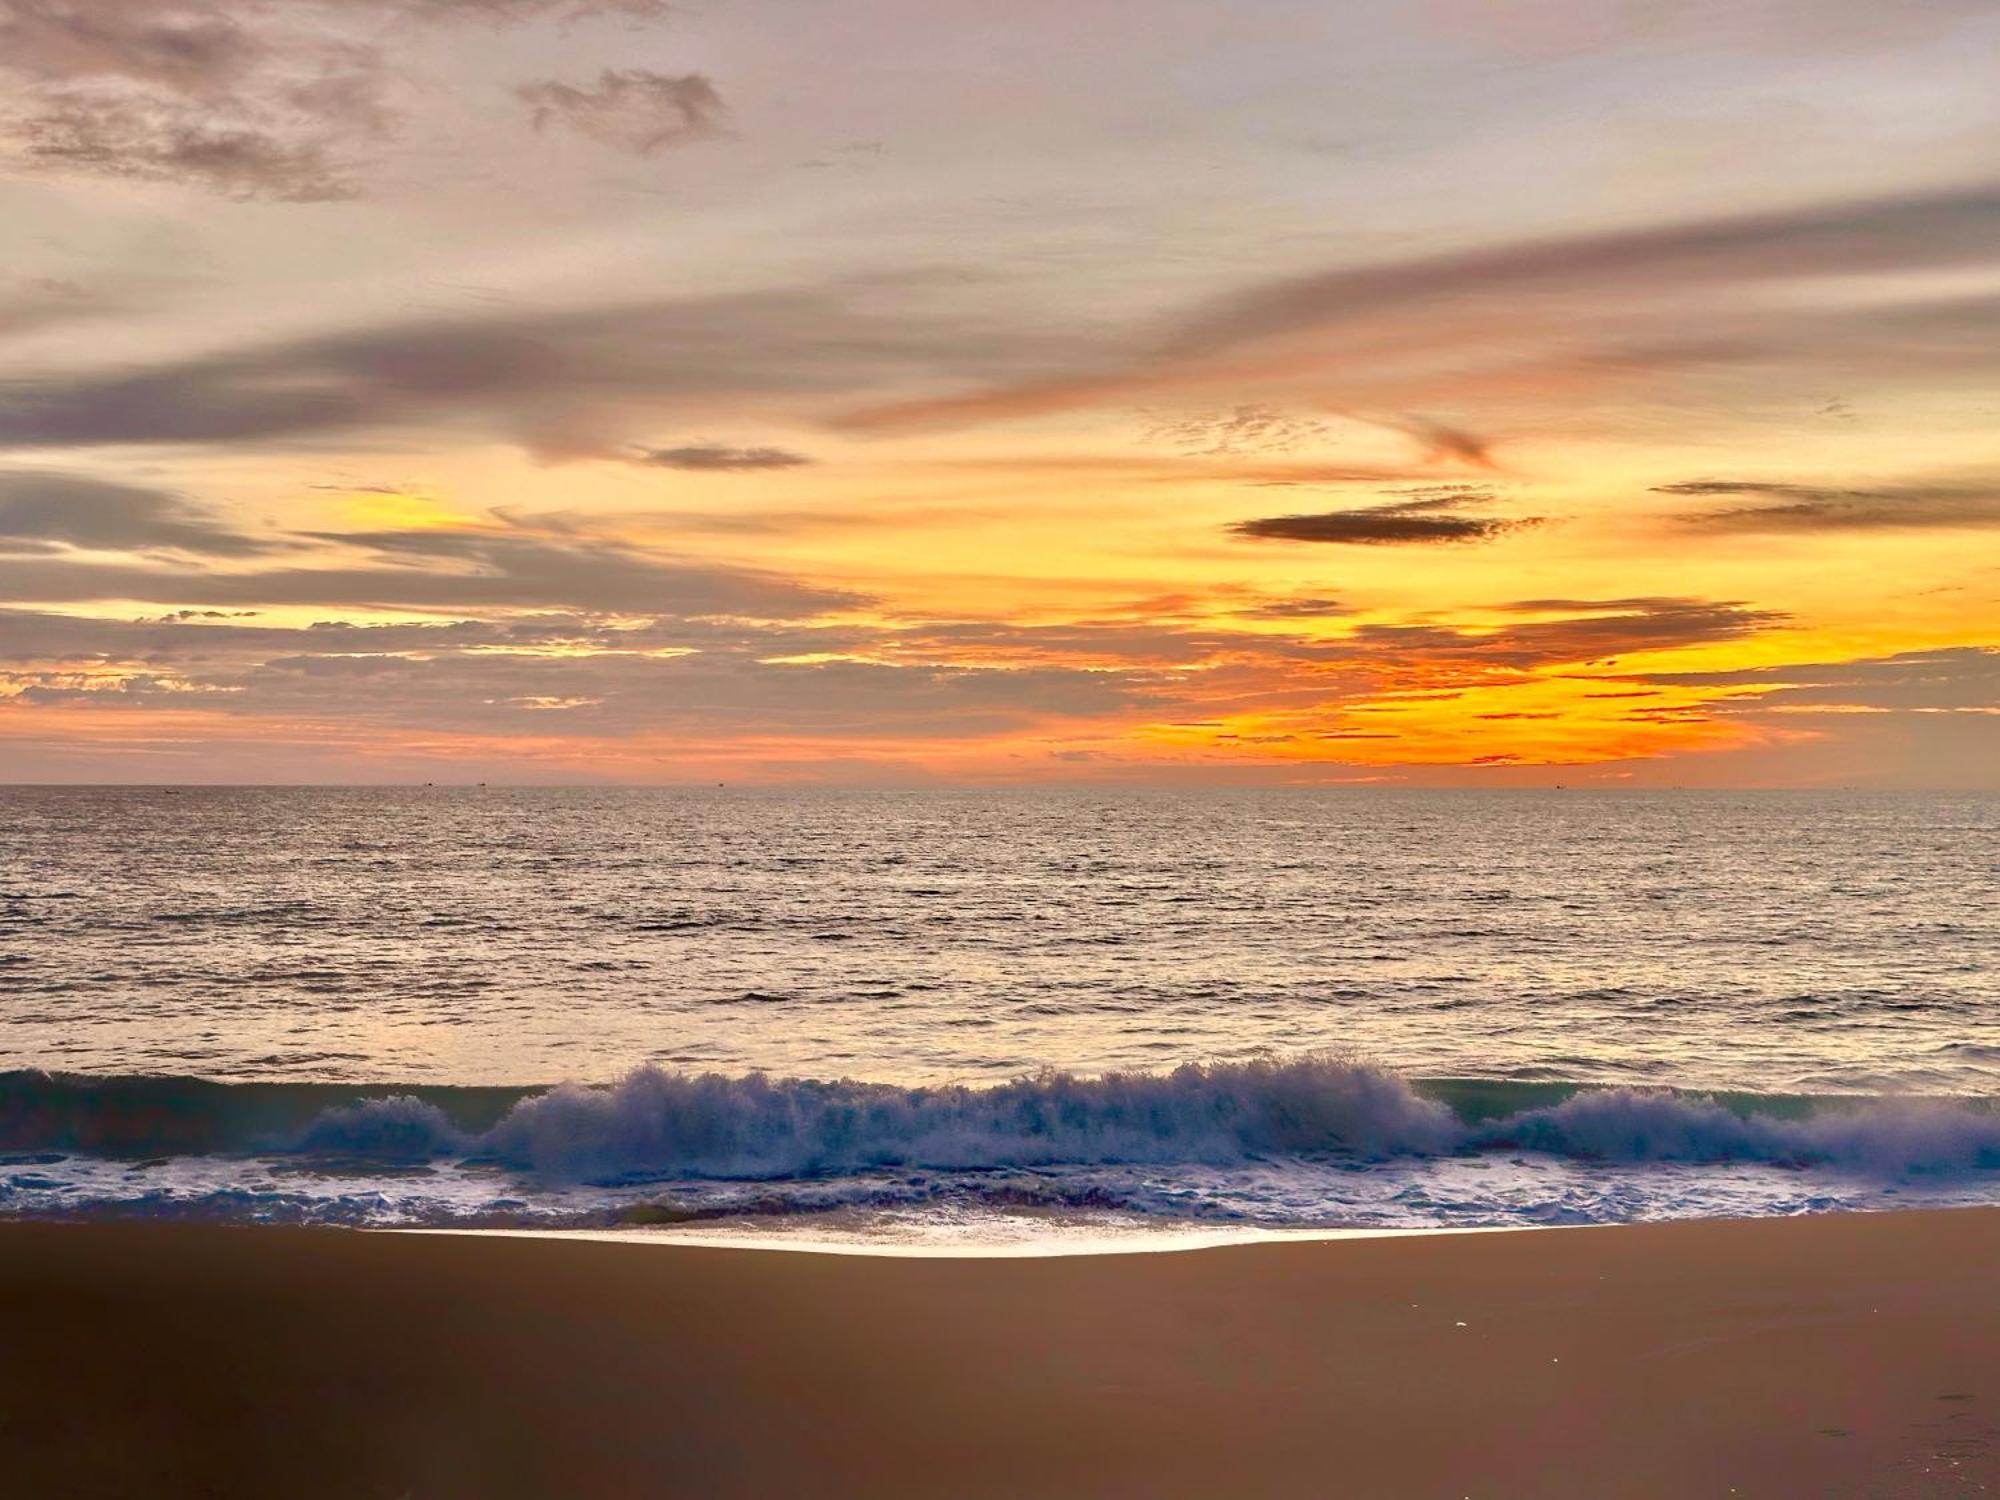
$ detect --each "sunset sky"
[0,0,1995,785]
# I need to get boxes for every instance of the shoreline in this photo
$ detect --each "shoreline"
[395,1199,1989,1257]
[4,1206,1993,1497]
[399,1219,1530,1258]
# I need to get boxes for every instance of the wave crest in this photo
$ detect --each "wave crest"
[1479,1088,2000,1173]
[3,1062,1993,1183]
[478,1056,1459,1180]
[294,1060,2000,1183]
[295,1096,466,1162]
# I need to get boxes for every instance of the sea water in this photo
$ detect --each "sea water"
[1,787,1993,1237]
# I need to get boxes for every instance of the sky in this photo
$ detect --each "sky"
[0,0,1995,786]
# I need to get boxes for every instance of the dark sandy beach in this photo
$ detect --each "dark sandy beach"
[1,1208,1993,1498]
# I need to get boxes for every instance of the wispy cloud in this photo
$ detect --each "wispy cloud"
[0,503,859,617]
[0,275,132,342]
[842,180,2000,435]
[0,278,1084,458]
[0,0,390,198]
[0,0,685,199]
[518,69,724,155]
[1657,475,2000,533]
[1231,596,1352,620]
[14,98,363,200]
[1166,181,2000,358]
[635,444,812,471]
[1140,405,1333,457]
[0,469,281,556]
[1229,486,1538,546]
[1618,647,1999,714]
[0,591,1788,763]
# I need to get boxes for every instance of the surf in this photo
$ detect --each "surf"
[7,1058,1995,1181]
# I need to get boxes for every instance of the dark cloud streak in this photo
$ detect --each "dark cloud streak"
[1229,488,1540,546]
[636,444,812,471]
[842,180,2000,434]
[0,469,280,555]
[1170,180,2000,358]
[1656,476,2000,533]
[1616,647,1999,714]
[0,281,1085,457]
[1232,509,1511,544]
[0,516,859,616]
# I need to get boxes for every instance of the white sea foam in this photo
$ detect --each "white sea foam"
[4,1059,1992,1232]
[288,1059,2000,1182]
[4,1136,1995,1236]
[1475,1089,2000,1173]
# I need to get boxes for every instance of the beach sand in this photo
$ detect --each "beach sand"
[2,1208,1993,1498]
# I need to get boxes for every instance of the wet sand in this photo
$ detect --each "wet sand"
[1,1208,1993,1498]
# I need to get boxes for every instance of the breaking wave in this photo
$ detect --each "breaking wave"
[341,1056,1464,1178]
[10,1058,1992,1185]
[1471,1087,2000,1174]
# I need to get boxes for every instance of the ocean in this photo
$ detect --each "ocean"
[2,786,1994,1241]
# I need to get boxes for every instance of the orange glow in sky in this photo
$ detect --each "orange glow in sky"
[0,0,1994,785]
